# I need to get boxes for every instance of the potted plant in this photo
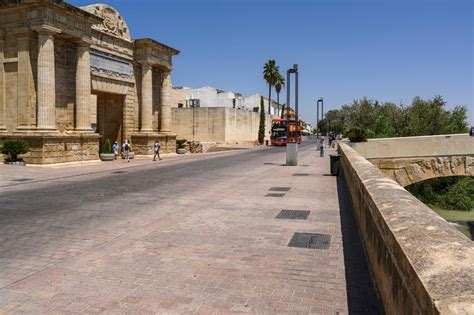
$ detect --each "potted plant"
[1,139,29,165]
[176,139,187,154]
[100,139,115,161]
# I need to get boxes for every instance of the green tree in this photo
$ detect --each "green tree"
[274,73,285,116]
[258,96,265,144]
[280,104,285,119]
[263,59,279,115]
[324,96,468,139]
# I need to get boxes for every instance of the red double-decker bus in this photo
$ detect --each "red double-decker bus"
[270,118,302,145]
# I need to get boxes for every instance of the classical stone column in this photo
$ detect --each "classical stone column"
[15,29,36,130]
[36,27,60,131]
[75,42,92,131]
[0,31,5,131]
[140,62,153,132]
[160,71,171,133]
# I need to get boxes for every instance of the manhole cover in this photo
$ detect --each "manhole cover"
[269,187,291,192]
[12,178,33,182]
[264,162,277,165]
[265,193,285,197]
[288,232,331,249]
[112,171,127,174]
[300,164,309,166]
[276,210,310,220]
[293,173,309,176]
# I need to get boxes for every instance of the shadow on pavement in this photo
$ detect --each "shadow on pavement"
[337,174,384,315]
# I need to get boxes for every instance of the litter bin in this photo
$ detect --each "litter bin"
[329,154,340,176]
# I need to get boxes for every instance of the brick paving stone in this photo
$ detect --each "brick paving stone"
[0,140,381,314]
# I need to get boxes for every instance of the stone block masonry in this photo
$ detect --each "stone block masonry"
[172,107,273,143]
[0,1,179,164]
[338,143,473,314]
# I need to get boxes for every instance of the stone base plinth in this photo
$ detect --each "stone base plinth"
[286,143,298,166]
[0,132,100,164]
[131,132,176,155]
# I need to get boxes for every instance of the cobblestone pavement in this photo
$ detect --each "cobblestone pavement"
[0,140,381,314]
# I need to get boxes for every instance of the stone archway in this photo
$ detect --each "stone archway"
[94,92,125,152]
[370,156,474,187]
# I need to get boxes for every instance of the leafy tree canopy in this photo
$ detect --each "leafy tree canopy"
[317,96,469,138]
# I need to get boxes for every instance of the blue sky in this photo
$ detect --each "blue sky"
[70,0,473,126]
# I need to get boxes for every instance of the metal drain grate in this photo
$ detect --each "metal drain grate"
[288,232,331,249]
[276,210,310,220]
[265,193,285,197]
[293,173,309,176]
[12,178,33,182]
[269,187,291,192]
[264,162,277,165]
[112,171,127,174]
[300,164,309,166]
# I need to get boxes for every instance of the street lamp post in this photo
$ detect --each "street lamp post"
[316,98,323,137]
[286,64,298,166]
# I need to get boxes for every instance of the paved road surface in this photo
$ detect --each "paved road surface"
[0,140,381,314]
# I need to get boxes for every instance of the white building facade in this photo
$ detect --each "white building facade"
[171,86,281,115]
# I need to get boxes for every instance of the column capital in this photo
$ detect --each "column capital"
[32,25,61,36]
[139,61,152,69]
[75,38,93,48]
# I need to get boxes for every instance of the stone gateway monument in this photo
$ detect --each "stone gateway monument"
[0,1,179,164]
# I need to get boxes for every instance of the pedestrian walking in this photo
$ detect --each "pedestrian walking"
[153,140,162,161]
[319,138,325,157]
[112,141,119,159]
[123,139,131,162]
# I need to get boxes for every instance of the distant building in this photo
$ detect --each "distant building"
[171,86,282,115]
[243,94,281,116]
[171,86,244,109]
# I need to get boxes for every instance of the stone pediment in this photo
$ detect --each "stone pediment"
[80,3,131,41]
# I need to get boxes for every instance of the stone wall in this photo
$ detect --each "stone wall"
[338,143,474,314]
[0,133,99,164]
[171,107,272,143]
[347,133,473,159]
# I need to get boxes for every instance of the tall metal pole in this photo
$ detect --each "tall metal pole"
[286,70,290,140]
[316,101,319,137]
[321,98,324,135]
[294,65,298,141]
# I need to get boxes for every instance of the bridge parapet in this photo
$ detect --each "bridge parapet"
[348,133,473,159]
[339,143,474,314]
[347,134,474,186]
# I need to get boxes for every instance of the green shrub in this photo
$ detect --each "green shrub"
[440,177,474,211]
[176,139,187,149]
[347,128,367,142]
[1,140,29,161]
[407,176,474,211]
[258,96,265,144]
[103,139,112,154]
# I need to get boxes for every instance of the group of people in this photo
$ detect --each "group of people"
[111,140,162,162]
[318,133,338,157]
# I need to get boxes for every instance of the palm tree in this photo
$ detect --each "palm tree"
[274,73,285,116]
[263,59,279,115]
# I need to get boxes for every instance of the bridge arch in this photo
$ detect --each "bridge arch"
[370,155,473,187]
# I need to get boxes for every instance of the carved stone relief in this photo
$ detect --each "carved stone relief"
[80,4,131,41]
